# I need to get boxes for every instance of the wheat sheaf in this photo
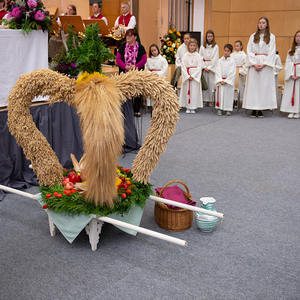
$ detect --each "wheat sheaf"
[7,69,180,207]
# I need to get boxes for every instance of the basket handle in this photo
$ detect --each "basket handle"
[158,180,191,199]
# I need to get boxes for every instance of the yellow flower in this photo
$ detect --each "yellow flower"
[167,41,172,46]
[175,41,178,44]
[173,28,176,32]
[115,177,122,187]
[177,31,181,37]
[170,47,174,52]
[168,29,173,34]
[76,71,107,83]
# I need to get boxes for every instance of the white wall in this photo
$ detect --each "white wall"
[193,0,205,45]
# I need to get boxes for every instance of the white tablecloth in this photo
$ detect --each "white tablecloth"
[0,29,48,107]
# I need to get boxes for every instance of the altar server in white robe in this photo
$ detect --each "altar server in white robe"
[179,38,203,113]
[243,17,277,118]
[176,33,191,68]
[231,40,247,102]
[145,44,168,108]
[171,33,191,87]
[280,30,300,119]
[215,44,236,116]
[200,30,219,104]
[274,51,283,100]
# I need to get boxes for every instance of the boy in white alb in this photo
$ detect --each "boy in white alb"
[215,44,236,116]
[179,38,203,113]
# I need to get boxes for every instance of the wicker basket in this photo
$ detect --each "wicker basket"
[154,180,193,231]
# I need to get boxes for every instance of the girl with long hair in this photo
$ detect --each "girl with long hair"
[231,40,247,104]
[242,17,277,118]
[179,38,203,113]
[200,30,219,105]
[280,30,300,118]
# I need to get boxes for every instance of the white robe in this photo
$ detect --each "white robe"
[215,56,236,111]
[175,43,187,68]
[280,47,300,113]
[145,54,168,106]
[274,54,283,99]
[200,44,219,102]
[179,52,203,109]
[243,33,277,110]
[231,50,247,100]
[145,54,168,77]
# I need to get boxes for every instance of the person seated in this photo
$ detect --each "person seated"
[0,0,7,20]
[88,2,107,25]
[57,4,76,28]
[49,5,77,60]
[114,2,136,32]
[104,2,136,66]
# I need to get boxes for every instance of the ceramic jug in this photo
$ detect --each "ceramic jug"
[196,197,219,232]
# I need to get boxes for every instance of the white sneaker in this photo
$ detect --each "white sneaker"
[190,110,195,113]
[293,113,300,119]
[287,113,294,119]
[186,109,191,114]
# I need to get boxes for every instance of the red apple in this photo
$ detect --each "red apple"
[65,182,75,190]
[68,172,76,178]
[62,177,70,186]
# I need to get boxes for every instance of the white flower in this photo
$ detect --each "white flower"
[166,37,170,40]
[177,38,181,42]
[172,43,176,48]
[16,0,26,6]
[166,48,169,52]
[163,45,167,49]
[163,55,166,58]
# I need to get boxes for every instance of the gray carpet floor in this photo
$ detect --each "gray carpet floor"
[0,106,299,300]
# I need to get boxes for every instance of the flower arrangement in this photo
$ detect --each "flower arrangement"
[160,25,182,64]
[3,0,52,34]
[39,165,153,217]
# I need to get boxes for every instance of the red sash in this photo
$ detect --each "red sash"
[149,69,161,72]
[203,59,211,62]
[216,77,227,107]
[292,63,300,106]
[91,14,104,19]
[187,66,197,104]
[255,53,267,56]
[119,13,132,26]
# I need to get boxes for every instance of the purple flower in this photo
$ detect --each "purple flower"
[70,63,76,68]
[44,10,50,16]
[12,7,22,18]
[34,11,45,21]
[27,0,37,9]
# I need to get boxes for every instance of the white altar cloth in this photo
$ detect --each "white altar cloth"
[0,29,49,107]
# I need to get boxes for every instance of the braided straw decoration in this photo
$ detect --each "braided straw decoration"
[113,70,180,183]
[7,69,76,186]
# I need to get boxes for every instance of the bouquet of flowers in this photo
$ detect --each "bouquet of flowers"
[160,25,182,64]
[3,0,52,34]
